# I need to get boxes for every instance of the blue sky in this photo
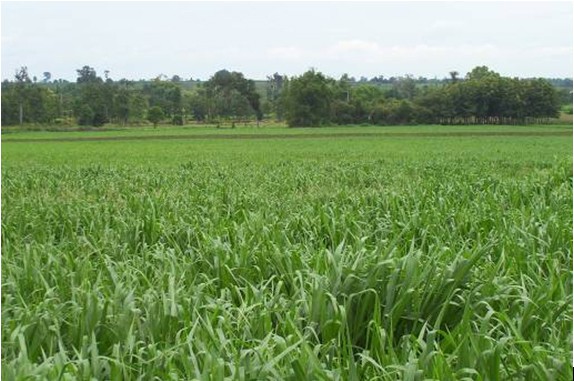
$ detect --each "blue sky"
[1,1,572,81]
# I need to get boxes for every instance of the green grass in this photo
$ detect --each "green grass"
[1,123,571,141]
[1,125,572,379]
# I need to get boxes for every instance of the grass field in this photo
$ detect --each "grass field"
[1,123,571,141]
[1,124,572,380]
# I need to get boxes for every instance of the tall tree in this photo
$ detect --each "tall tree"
[266,72,287,120]
[205,69,262,123]
[391,75,417,100]
[143,80,183,124]
[14,66,31,125]
[74,66,108,126]
[283,69,333,127]
[449,71,459,84]
[76,65,100,84]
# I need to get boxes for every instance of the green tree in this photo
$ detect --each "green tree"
[113,87,131,126]
[449,71,459,84]
[185,88,208,122]
[370,99,416,125]
[205,69,262,124]
[74,66,110,126]
[391,75,417,100]
[1,81,21,125]
[147,106,164,127]
[283,69,333,127]
[77,104,95,126]
[0,68,58,126]
[76,65,100,84]
[143,80,183,124]
[129,94,149,124]
[266,72,287,120]
[15,66,32,125]
[26,86,58,124]
[331,100,356,125]
[413,86,454,124]
[523,78,560,120]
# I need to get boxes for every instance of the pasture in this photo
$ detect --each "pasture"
[1,124,572,380]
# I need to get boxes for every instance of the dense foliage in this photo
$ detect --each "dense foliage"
[283,66,564,127]
[2,128,572,379]
[1,66,570,127]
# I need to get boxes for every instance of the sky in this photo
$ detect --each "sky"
[1,1,572,81]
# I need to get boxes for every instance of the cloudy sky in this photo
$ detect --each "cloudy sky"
[1,1,572,81]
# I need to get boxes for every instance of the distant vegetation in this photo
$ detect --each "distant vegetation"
[1,66,571,128]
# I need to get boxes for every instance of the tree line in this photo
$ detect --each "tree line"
[283,67,569,127]
[1,65,571,127]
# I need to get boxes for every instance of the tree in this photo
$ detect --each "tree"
[129,94,149,124]
[414,86,454,124]
[449,71,459,84]
[77,104,95,126]
[76,65,100,84]
[2,71,59,126]
[266,72,287,120]
[113,88,131,126]
[143,80,183,124]
[14,66,31,125]
[147,106,164,127]
[204,69,262,123]
[185,88,208,122]
[283,69,333,127]
[25,86,58,123]
[331,99,356,125]
[371,99,415,125]
[523,78,560,120]
[111,81,148,125]
[74,66,109,126]
[42,72,52,83]
[391,75,417,100]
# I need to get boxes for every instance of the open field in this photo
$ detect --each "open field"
[1,125,572,379]
[1,123,572,142]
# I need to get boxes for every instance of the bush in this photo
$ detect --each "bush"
[76,105,94,126]
[172,114,184,125]
[92,111,107,127]
[147,106,164,128]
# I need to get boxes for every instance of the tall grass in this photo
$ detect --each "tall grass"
[2,153,572,379]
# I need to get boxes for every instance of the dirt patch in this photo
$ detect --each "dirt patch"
[2,131,572,143]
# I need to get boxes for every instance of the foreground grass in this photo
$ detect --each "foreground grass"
[1,129,572,379]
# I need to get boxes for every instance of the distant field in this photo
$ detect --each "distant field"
[1,123,571,141]
[2,125,572,379]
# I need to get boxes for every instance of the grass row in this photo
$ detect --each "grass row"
[1,123,571,141]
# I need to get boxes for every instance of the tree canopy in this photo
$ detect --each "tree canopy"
[204,70,262,122]
[284,70,333,127]
[1,65,568,127]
